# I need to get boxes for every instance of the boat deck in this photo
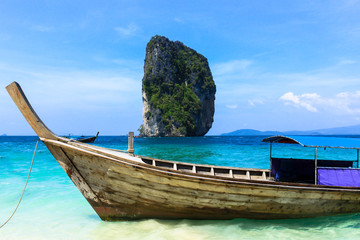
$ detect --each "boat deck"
[7,81,360,220]
[49,138,271,181]
[140,156,270,180]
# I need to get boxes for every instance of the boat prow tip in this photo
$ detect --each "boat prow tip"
[6,81,20,90]
[6,81,58,140]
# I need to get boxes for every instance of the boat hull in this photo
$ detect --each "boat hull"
[77,136,97,143]
[44,140,360,220]
[6,81,360,220]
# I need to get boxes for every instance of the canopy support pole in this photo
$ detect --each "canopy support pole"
[269,142,273,179]
[314,147,318,185]
[128,132,135,156]
[357,149,359,168]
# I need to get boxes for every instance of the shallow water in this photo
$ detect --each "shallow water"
[1,136,360,239]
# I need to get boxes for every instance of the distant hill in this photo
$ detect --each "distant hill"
[1,134,7,136]
[308,125,360,135]
[222,129,282,136]
[222,124,360,136]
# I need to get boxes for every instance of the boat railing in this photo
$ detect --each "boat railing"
[271,157,357,165]
[140,156,270,180]
[263,136,360,185]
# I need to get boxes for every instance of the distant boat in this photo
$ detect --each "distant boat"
[76,132,99,143]
[6,81,360,220]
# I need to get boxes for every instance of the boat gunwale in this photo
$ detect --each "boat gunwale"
[41,137,360,192]
[58,137,271,172]
[139,155,271,172]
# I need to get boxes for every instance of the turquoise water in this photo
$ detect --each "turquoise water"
[1,136,360,239]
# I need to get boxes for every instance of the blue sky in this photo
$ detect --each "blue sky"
[1,0,360,135]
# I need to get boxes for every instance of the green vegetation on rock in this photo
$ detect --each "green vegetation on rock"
[141,35,216,136]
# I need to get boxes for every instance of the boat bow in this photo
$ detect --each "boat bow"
[6,82,360,220]
[6,82,64,141]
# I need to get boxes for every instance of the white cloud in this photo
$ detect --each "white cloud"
[212,60,253,76]
[0,61,144,135]
[248,99,264,107]
[336,91,360,99]
[280,91,360,114]
[0,62,142,112]
[211,57,360,114]
[34,72,141,108]
[0,33,11,41]
[338,59,357,65]
[174,18,184,23]
[335,91,360,114]
[31,25,53,32]
[280,92,318,112]
[114,23,138,36]
[226,104,238,109]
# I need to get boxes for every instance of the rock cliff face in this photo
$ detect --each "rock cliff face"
[140,35,216,137]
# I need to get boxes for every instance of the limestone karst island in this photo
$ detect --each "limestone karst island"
[140,35,216,137]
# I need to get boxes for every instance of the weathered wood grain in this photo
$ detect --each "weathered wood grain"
[45,139,360,220]
[6,81,360,220]
[6,82,57,140]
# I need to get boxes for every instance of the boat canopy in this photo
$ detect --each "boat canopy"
[263,135,360,186]
[262,135,360,150]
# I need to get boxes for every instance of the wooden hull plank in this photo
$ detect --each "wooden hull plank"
[49,141,360,220]
[6,81,360,220]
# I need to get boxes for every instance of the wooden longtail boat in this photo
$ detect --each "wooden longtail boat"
[6,81,360,220]
[76,132,99,143]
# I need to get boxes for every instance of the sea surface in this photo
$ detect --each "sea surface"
[1,135,360,239]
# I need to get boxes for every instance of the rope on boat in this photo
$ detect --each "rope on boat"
[0,139,39,229]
